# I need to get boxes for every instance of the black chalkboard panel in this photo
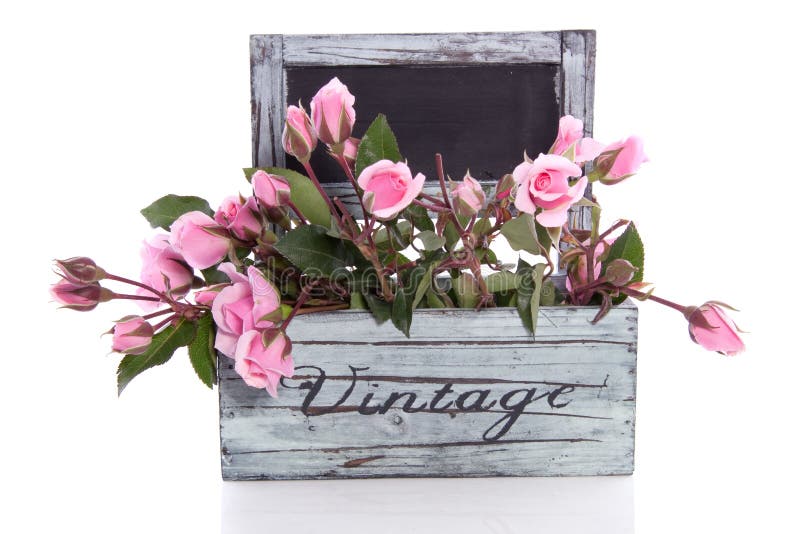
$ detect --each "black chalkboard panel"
[285,65,560,183]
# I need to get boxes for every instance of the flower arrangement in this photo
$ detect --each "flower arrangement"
[50,77,746,396]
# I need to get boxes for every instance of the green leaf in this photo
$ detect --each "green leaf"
[443,220,461,250]
[540,278,558,306]
[425,288,446,308]
[602,222,645,304]
[355,114,402,176]
[515,261,534,333]
[374,221,413,250]
[416,230,446,251]
[244,167,331,227]
[453,272,480,309]
[472,217,493,237]
[188,314,216,388]
[403,203,435,232]
[363,293,392,324]
[485,271,520,293]
[529,263,546,336]
[500,214,549,255]
[412,263,436,309]
[117,318,198,395]
[201,266,229,285]
[140,195,213,230]
[349,291,367,309]
[391,288,413,337]
[273,224,348,276]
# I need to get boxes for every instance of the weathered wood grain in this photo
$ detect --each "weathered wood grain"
[281,32,563,66]
[219,303,637,480]
[250,35,285,168]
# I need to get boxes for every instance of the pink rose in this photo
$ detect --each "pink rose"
[451,173,485,217]
[139,235,194,304]
[686,302,745,356]
[357,160,425,220]
[214,196,262,241]
[282,104,318,163]
[512,154,587,228]
[599,136,648,185]
[310,77,356,146]
[50,279,106,311]
[193,287,222,306]
[111,316,154,355]
[168,211,230,270]
[551,115,605,164]
[252,170,291,208]
[234,330,294,397]
[343,137,360,167]
[211,264,281,358]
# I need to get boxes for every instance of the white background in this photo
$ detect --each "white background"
[2,1,798,532]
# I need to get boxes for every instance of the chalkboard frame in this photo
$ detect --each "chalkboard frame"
[250,31,595,225]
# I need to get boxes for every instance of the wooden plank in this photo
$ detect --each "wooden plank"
[219,303,637,480]
[281,32,563,66]
[250,35,285,168]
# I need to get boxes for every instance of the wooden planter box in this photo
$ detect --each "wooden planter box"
[218,302,637,480]
[220,30,639,480]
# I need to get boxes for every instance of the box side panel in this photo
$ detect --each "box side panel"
[219,305,637,480]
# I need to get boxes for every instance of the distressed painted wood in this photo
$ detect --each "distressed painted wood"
[281,32,563,66]
[219,302,637,480]
[250,35,285,168]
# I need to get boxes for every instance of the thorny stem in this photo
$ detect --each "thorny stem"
[152,315,177,332]
[596,219,629,244]
[294,303,349,316]
[619,286,687,313]
[285,200,308,225]
[412,199,450,213]
[142,308,175,320]
[112,293,162,302]
[105,273,169,301]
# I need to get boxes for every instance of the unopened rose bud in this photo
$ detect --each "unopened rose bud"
[343,137,360,167]
[595,136,648,185]
[685,302,745,356]
[55,257,106,284]
[605,259,638,286]
[111,316,155,355]
[50,279,111,311]
[252,170,291,208]
[495,174,515,200]
[451,172,485,218]
[214,196,262,241]
[311,77,356,147]
[169,211,230,270]
[282,104,317,163]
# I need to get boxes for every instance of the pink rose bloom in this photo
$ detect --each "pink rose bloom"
[50,279,104,311]
[168,211,230,270]
[357,160,425,220]
[282,104,317,163]
[112,316,154,355]
[343,137,360,167]
[512,153,587,228]
[139,235,194,305]
[687,302,745,356]
[252,170,291,208]
[234,330,294,397]
[214,196,262,241]
[310,77,356,146]
[451,173,485,217]
[211,263,281,358]
[551,115,605,163]
[600,136,648,185]
[565,239,614,292]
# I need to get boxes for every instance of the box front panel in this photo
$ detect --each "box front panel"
[219,305,637,480]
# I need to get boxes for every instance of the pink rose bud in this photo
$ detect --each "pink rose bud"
[214,196,262,241]
[357,160,426,220]
[343,137,360,167]
[168,211,230,270]
[451,172,486,218]
[193,287,221,306]
[282,104,318,163]
[50,279,110,311]
[598,136,648,185]
[138,235,194,305]
[54,257,106,284]
[512,153,587,228]
[211,263,281,358]
[495,174,515,200]
[234,329,294,396]
[604,258,637,287]
[565,238,613,292]
[551,115,605,163]
[310,77,356,147]
[252,170,291,208]
[685,302,745,356]
[111,316,154,355]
